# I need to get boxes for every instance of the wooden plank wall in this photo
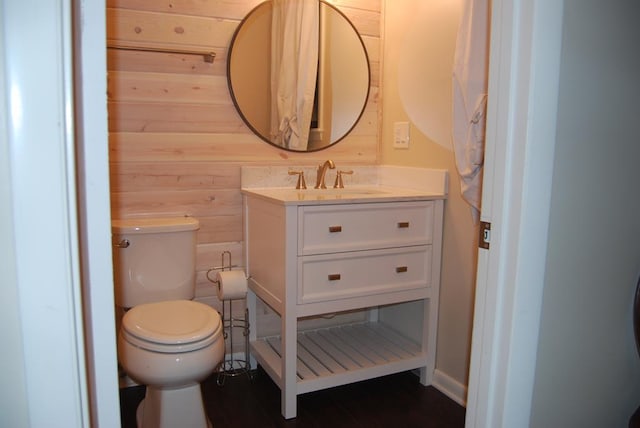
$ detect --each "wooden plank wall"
[106,0,382,305]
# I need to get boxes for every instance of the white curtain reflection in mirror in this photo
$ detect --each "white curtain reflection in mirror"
[270,0,319,150]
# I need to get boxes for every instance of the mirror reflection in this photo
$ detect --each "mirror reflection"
[227,0,370,152]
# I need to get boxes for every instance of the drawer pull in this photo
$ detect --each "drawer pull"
[396,266,408,273]
[397,222,410,228]
[329,225,342,233]
[328,274,341,281]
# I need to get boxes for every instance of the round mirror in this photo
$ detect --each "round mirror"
[227,0,370,152]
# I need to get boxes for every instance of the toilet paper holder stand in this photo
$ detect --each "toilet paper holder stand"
[206,251,252,385]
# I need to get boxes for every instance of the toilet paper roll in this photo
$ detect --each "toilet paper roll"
[216,270,248,300]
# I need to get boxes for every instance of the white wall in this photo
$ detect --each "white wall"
[530,1,640,425]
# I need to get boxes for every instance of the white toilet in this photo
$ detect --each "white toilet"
[112,217,224,428]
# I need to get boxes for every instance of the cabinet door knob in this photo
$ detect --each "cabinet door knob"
[396,266,408,273]
[329,225,342,233]
[328,274,341,281]
[397,222,410,228]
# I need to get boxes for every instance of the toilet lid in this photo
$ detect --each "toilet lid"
[122,300,222,353]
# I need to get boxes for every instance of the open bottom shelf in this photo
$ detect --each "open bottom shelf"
[251,321,428,395]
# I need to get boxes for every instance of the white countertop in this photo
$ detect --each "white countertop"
[241,185,446,206]
[241,165,449,206]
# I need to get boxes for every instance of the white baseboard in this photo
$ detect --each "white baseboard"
[432,369,467,407]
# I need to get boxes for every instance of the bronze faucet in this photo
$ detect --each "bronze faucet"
[314,160,335,189]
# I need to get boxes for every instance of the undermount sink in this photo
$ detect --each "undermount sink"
[269,186,391,201]
[302,187,387,195]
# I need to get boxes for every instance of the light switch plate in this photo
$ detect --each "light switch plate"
[393,121,410,149]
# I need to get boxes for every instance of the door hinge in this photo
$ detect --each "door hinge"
[479,221,491,250]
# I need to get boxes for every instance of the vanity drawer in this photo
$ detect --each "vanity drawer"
[297,246,432,304]
[298,201,433,255]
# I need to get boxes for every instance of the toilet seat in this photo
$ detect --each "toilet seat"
[122,300,222,353]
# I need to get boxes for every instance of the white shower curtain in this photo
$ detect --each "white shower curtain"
[270,0,319,150]
[452,0,490,220]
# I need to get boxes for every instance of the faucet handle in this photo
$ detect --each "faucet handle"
[333,170,353,189]
[288,170,307,190]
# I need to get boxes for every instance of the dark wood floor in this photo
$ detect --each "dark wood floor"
[120,368,465,428]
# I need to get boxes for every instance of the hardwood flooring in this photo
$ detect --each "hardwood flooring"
[120,368,466,428]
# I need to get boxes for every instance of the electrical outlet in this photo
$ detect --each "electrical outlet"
[393,121,410,149]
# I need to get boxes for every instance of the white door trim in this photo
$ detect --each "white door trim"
[465,0,564,426]
[73,0,122,425]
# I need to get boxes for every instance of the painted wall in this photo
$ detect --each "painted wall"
[530,1,640,425]
[381,0,476,396]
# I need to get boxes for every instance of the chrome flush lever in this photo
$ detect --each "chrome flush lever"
[115,239,130,248]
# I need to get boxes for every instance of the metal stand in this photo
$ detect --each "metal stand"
[206,251,252,386]
[216,300,251,386]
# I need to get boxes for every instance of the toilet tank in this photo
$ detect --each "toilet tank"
[112,217,199,308]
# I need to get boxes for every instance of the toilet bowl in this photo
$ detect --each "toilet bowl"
[119,299,224,428]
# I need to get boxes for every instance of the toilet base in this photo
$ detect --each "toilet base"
[136,383,212,428]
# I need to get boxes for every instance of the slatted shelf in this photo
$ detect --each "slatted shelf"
[250,321,427,395]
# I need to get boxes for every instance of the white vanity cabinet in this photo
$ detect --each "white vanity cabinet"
[243,190,444,419]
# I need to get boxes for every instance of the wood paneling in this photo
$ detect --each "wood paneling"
[107,0,264,20]
[107,0,382,297]
[107,8,238,50]
[109,162,241,192]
